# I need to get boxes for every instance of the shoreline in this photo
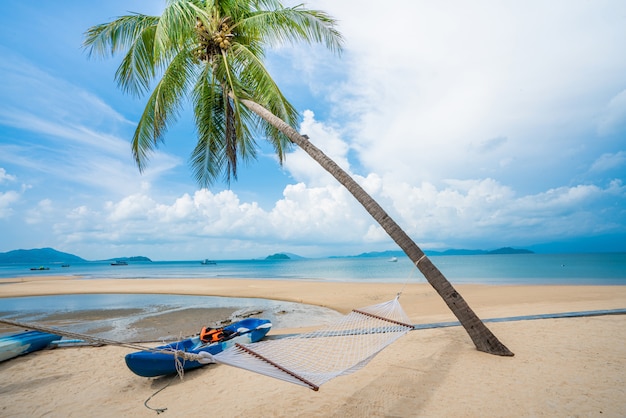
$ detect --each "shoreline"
[1,276,625,416]
[2,275,626,318]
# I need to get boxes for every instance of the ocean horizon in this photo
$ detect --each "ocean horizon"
[1,252,624,285]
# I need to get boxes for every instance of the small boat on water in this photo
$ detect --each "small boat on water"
[111,261,128,266]
[201,259,217,265]
[124,318,271,377]
[388,257,398,262]
[29,266,50,271]
[0,330,62,362]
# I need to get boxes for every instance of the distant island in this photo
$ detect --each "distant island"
[265,253,291,260]
[351,247,534,258]
[0,248,152,264]
[104,256,152,262]
[0,246,534,265]
[428,247,534,256]
[0,248,86,264]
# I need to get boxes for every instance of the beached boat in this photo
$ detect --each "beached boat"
[201,259,217,265]
[124,318,272,377]
[0,330,61,362]
[110,261,128,266]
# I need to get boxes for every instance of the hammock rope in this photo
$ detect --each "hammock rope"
[0,317,205,367]
[196,295,414,391]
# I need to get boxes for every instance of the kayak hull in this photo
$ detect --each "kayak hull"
[124,318,271,377]
[0,330,61,362]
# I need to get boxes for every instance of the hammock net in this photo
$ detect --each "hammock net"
[197,296,413,390]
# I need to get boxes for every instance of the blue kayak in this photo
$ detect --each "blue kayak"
[0,330,61,362]
[125,318,272,377]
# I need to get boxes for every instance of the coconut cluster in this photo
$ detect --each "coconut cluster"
[194,18,234,62]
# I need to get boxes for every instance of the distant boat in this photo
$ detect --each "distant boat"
[201,259,217,265]
[111,261,128,266]
[61,264,70,268]
[29,266,50,271]
[388,257,398,262]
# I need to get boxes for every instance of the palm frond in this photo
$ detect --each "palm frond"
[228,42,295,162]
[83,14,160,58]
[238,6,343,53]
[132,49,196,171]
[155,0,201,52]
[115,25,158,96]
[190,74,226,186]
[86,0,342,186]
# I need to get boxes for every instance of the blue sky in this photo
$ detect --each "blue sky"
[1,1,625,261]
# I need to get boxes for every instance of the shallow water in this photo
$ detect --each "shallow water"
[0,294,343,342]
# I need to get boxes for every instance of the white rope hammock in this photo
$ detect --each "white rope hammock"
[0,295,414,391]
[196,295,414,391]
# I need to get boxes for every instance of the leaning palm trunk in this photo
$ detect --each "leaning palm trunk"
[242,98,514,356]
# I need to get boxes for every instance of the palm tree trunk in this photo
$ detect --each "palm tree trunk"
[241,99,514,356]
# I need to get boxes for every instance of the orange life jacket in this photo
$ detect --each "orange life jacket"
[200,327,224,343]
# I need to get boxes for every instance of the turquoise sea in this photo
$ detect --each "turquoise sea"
[1,253,625,285]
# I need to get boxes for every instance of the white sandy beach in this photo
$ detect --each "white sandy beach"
[1,276,625,417]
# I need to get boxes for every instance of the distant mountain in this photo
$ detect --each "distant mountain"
[432,247,534,255]
[487,247,534,255]
[0,248,154,264]
[261,252,306,260]
[104,256,152,262]
[430,249,487,256]
[349,247,533,258]
[344,250,405,259]
[0,247,86,264]
[265,253,291,260]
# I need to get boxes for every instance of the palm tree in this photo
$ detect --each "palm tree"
[84,0,512,356]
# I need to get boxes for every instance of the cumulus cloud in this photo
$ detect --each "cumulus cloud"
[0,168,17,183]
[46,172,625,259]
[284,110,352,186]
[0,190,19,219]
[25,199,54,225]
[0,168,20,219]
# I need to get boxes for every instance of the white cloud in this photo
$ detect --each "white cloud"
[25,199,53,225]
[0,50,133,130]
[590,151,626,173]
[308,0,626,191]
[284,110,352,186]
[0,50,184,198]
[0,168,17,183]
[45,172,625,259]
[0,190,19,219]
[0,168,21,219]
